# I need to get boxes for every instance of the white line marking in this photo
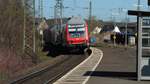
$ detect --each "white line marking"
[82,48,103,84]
[54,48,103,84]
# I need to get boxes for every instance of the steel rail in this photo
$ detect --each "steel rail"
[10,56,71,84]
[44,48,92,84]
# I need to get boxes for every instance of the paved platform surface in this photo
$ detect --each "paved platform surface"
[86,48,150,84]
[54,48,103,84]
[86,47,150,84]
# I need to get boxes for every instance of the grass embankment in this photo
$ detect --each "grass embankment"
[36,47,52,62]
[0,72,8,81]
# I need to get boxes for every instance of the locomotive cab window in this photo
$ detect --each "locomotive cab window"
[68,24,85,38]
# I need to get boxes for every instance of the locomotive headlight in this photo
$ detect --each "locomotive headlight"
[77,28,85,31]
[68,29,76,32]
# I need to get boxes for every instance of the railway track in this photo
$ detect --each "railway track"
[9,48,91,84]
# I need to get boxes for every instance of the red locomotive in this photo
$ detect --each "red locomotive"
[43,17,89,51]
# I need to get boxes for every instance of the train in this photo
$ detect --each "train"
[43,17,89,51]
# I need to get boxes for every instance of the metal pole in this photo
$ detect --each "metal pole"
[54,0,63,25]
[23,0,26,53]
[89,0,92,33]
[54,5,57,24]
[33,0,36,52]
[112,12,116,46]
[38,0,41,18]
[137,0,141,80]
[137,0,140,11]
[41,0,44,20]
[125,12,128,47]
[138,15,142,81]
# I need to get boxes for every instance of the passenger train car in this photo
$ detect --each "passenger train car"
[43,17,89,51]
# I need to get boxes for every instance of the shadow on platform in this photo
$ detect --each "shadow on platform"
[84,71,137,80]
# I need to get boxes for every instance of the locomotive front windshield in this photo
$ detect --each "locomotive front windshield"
[68,24,85,38]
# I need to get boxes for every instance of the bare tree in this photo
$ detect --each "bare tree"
[0,0,38,79]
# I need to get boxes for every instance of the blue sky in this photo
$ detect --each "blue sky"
[35,0,149,21]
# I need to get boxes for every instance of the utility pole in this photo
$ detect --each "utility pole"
[137,0,140,11]
[54,0,63,25]
[41,0,44,20]
[23,0,36,54]
[23,0,26,53]
[110,8,117,46]
[122,8,128,47]
[89,0,92,33]
[38,0,41,18]
[21,0,38,64]
[33,0,36,52]
[38,0,44,51]
[125,14,128,47]
[39,0,44,19]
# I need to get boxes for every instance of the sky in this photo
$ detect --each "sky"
[35,0,149,22]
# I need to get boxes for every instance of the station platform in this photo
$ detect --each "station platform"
[54,46,150,84]
[86,47,150,84]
